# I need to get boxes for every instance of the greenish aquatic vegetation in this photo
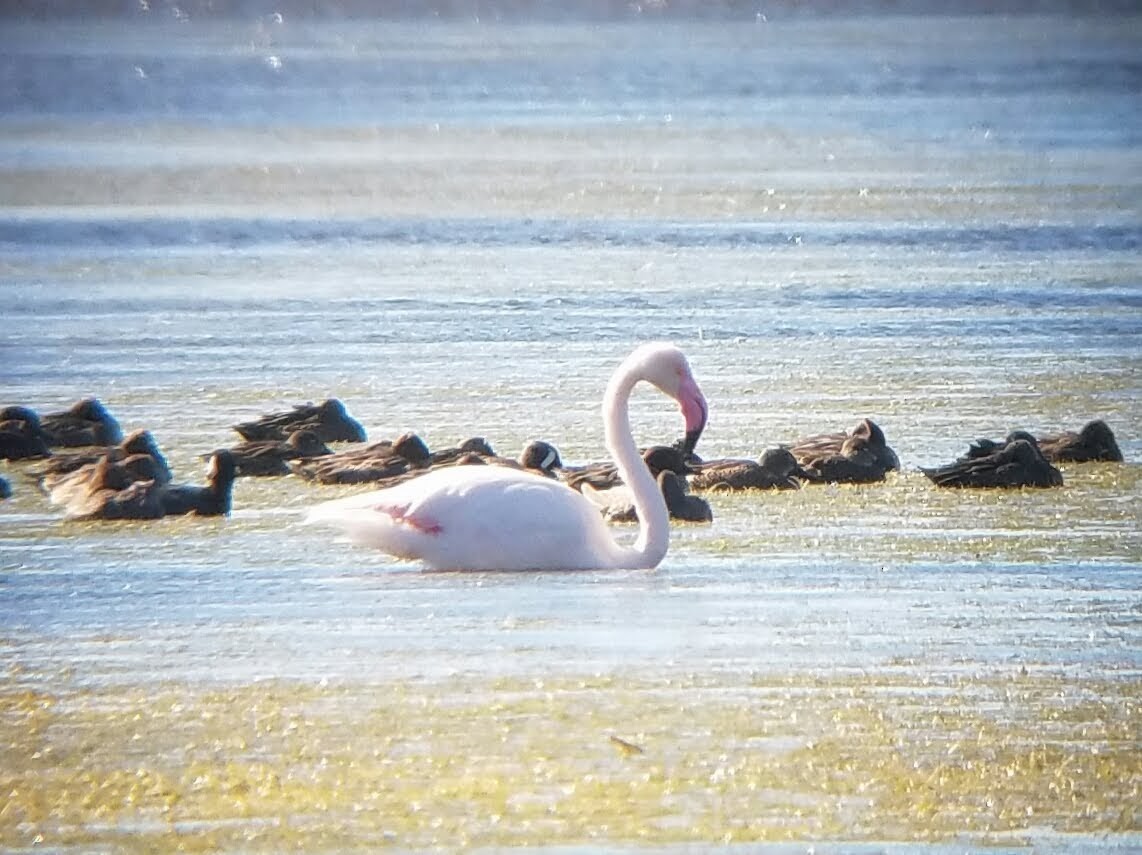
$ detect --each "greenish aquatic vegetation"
[0,671,1137,850]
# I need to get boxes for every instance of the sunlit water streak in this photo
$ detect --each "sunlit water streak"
[0,9,1140,852]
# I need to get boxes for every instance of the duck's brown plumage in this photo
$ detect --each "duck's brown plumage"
[0,416,52,460]
[799,436,896,485]
[159,450,238,517]
[221,429,332,477]
[603,470,713,524]
[788,418,900,483]
[290,433,493,485]
[36,429,172,485]
[449,440,564,478]
[51,453,167,520]
[561,445,691,493]
[1037,420,1123,463]
[291,432,429,484]
[922,437,1063,489]
[233,398,367,443]
[690,447,804,492]
[40,398,123,447]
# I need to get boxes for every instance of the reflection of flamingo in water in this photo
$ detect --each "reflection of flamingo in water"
[305,343,708,571]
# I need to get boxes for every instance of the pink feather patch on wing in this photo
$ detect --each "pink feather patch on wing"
[373,501,443,536]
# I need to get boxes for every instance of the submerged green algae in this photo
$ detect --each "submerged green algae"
[2,671,1138,851]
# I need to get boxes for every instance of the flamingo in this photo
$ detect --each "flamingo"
[304,342,708,571]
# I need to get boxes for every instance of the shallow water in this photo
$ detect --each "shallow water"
[1,8,1141,853]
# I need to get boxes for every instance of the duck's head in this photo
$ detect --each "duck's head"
[643,445,692,476]
[72,397,113,423]
[760,447,804,479]
[122,430,162,458]
[460,437,495,457]
[207,450,238,485]
[393,432,431,464]
[1005,430,1039,448]
[1079,420,1122,459]
[521,440,562,473]
[0,406,41,428]
[288,429,331,456]
[319,398,367,442]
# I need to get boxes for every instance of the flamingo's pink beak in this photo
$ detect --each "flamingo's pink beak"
[679,379,708,456]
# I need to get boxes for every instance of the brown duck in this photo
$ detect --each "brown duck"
[0,408,52,460]
[788,418,899,483]
[51,453,167,520]
[290,431,433,485]
[690,447,805,492]
[922,436,1063,489]
[218,428,332,477]
[40,398,123,447]
[603,470,713,524]
[36,429,172,486]
[1037,420,1122,463]
[561,445,691,493]
[233,398,367,443]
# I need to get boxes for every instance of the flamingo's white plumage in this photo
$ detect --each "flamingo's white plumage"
[304,342,708,571]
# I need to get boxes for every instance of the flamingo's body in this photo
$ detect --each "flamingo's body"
[308,464,632,570]
[305,343,708,571]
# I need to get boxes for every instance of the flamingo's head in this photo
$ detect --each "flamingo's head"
[634,343,708,456]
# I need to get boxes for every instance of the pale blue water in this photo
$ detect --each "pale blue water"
[0,8,1140,851]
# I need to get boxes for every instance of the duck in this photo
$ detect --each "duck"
[0,408,52,460]
[217,428,332,477]
[602,471,713,524]
[921,436,1063,489]
[44,450,164,508]
[561,444,692,493]
[798,435,896,485]
[290,431,432,484]
[69,479,165,521]
[56,455,167,521]
[233,398,367,443]
[690,447,805,492]
[455,439,564,477]
[1036,420,1123,463]
[517,439,563,476]
[159,450,238,517]
[788,418,899,482]
[423,436,497,467]
[40,398,123,447]
[958,430,1038,461]
[35,429,172,486]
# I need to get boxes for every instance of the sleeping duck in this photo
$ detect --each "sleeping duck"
[1036,420,1122,463]
[36,429,172,486]
[233,398,367,443]
[0,408,52,460]
[922,435,1063,489]
[561,444,692,494]
[788,418,899,483]
[290,432,433,485]
[40,398,123,447]
[51,453,167,520]
[690,447,805,492]
[217,428,332,477]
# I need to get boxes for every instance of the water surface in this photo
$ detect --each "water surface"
[0,9,1140,852]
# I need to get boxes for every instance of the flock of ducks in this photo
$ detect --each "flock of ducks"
[0,396,1126,525]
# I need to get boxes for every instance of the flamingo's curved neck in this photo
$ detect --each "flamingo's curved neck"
[603,363,670,569]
